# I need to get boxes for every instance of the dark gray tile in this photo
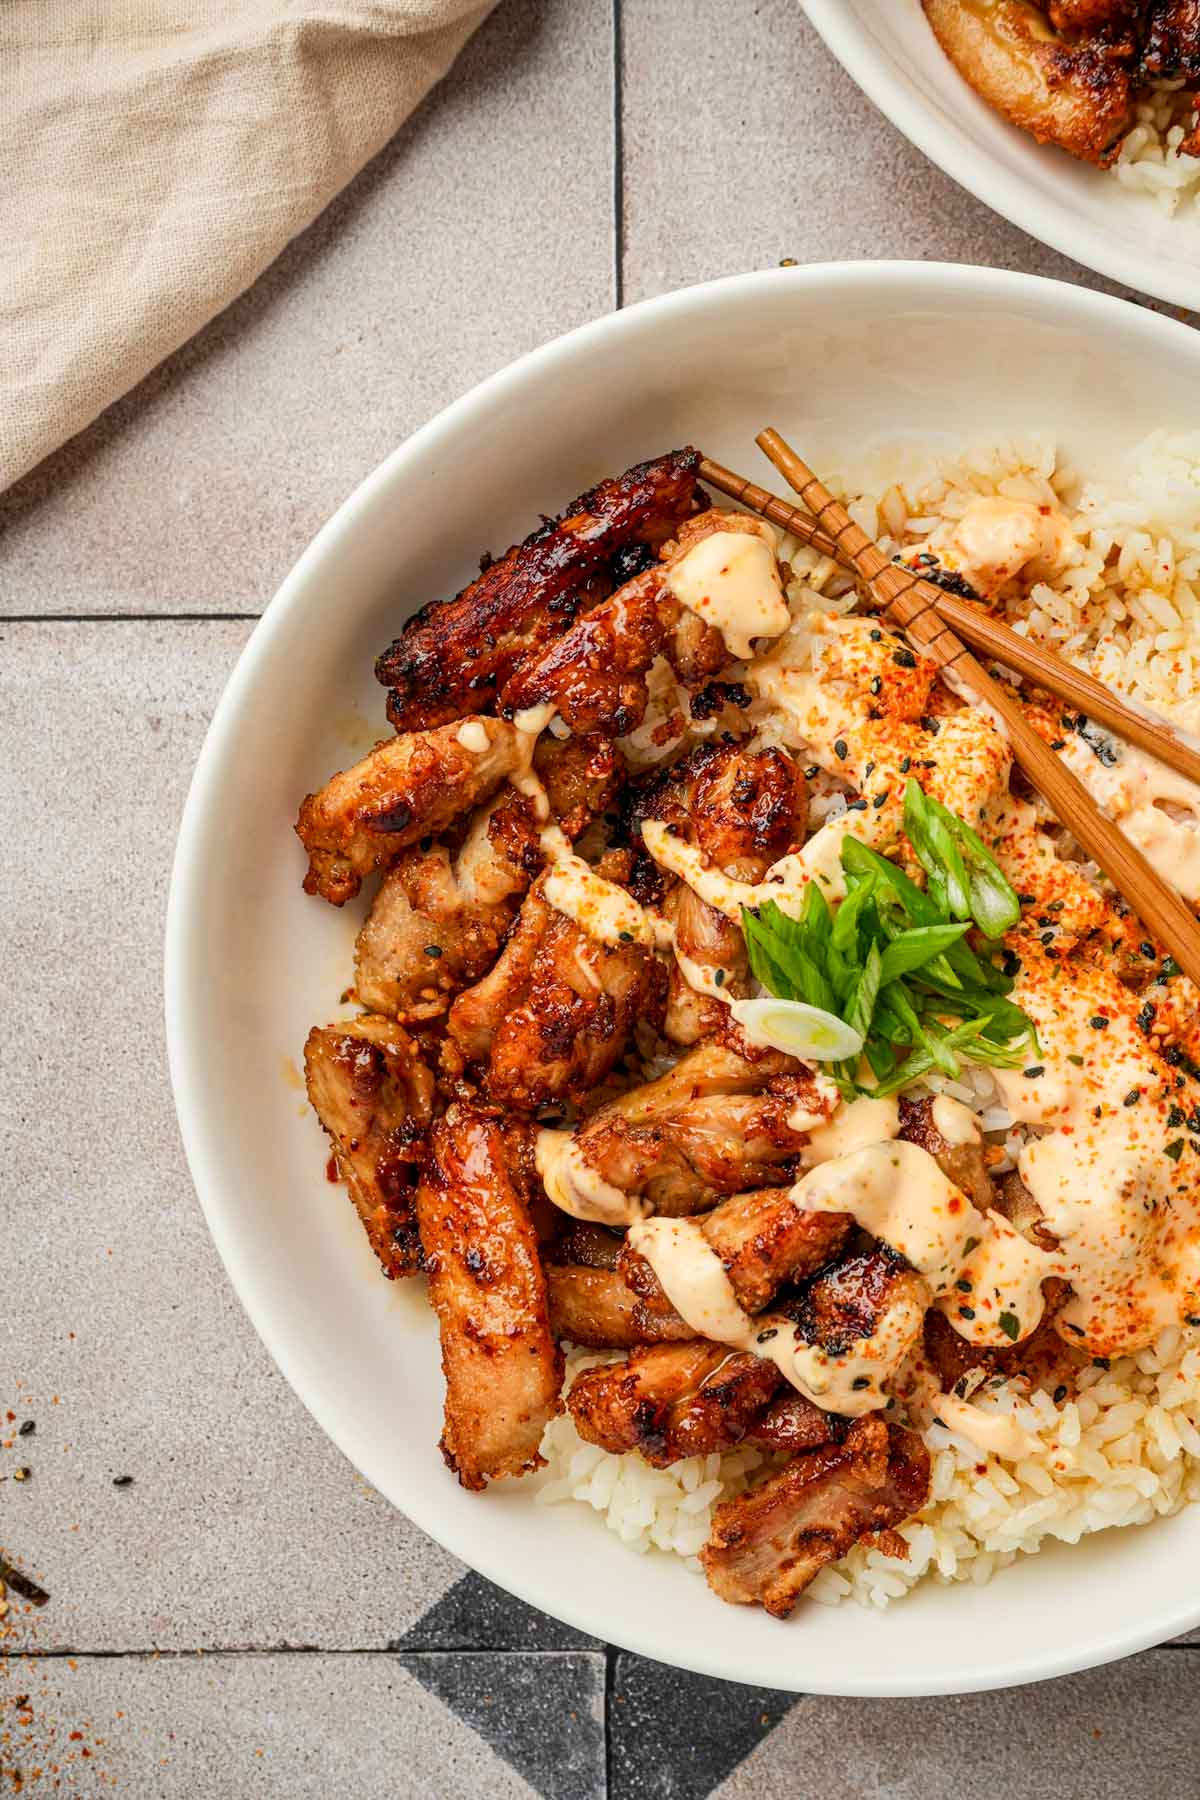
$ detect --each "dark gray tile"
[401,1650,606,1800]
[395,1571,602,1653]
[610,1652,799,1800]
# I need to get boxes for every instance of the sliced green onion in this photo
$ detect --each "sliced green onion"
[729,997,865,1063]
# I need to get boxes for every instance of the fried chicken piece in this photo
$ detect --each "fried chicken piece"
[499,508,792,735]
[787,1246,929,1366]
[567,1341,784,1466]
[747,1391,847,1453]
[297,718,522,905]
[376,449,701,731]
[556,1040,838,1216]
[354,733,621,1019]
[618,1187,852,1319]
[498,568,692,737]
[447,868,666,1110]
[1142,0,1200,79]
[923,0,1136,167]
[701,1417,930,1616]
[545,1266,694,1348]
[1049,0,1138,29]
[897,1096,994,1213]
[629,738,809,1042]
[415,1107,562,1489]
[304,1016,435,1277]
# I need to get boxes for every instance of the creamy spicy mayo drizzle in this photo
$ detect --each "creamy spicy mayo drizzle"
[663,518,789,659]
[793,1142,978,1297]
[626,1214,927,1417]
[1058,730,1200,904]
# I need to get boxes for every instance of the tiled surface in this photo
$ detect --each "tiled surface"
[3,0,1200,1794]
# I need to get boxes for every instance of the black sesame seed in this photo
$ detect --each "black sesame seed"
[870,629,882,642]
[834,739,848,761]
[893,648,918,669]
[756,1328,778,1344]
[1124,1088,1142,1106]
[1053,1385,1068,1405]
[1023,1066,1045,1079]
[959,1306,976,1320]
[618,930,634,942]
[851,1376,871,1391]
[899,756,912,774]
[872,792,888,809]
[870,676,882,695]
[1050,739,1066,751]
[921,715,941,735]
[423,944,443,958]
[1092,1357,1110,1370]
[17,1420,34,1437]
[1089,1015,1109,1030]
[847,799,868,812]
[714,968,725,986]
[112,1475,134,1489]
[1170,1106,1187,1128]
[955,1278,972,1293]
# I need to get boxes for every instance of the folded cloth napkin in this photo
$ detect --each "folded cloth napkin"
[0,0,494,492]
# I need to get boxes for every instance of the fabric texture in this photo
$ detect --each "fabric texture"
[0,1,494,492]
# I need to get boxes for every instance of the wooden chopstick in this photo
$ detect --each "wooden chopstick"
[699,453,1200,791]
[746,427,1200,989]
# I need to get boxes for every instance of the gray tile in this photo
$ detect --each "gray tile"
[620,0,1185,312]
[0,0,616,618]
[712,1647,1200,1799]
[401,1651,606,1800]
[0,621,460,1651]
[0,1651,540,1798]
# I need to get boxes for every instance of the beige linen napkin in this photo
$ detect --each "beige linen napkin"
[0,1,494,492]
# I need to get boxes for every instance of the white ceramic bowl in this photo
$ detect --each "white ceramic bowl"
[167,263,1200,1694]
[803,0,1200,310]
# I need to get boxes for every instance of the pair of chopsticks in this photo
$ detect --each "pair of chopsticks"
[700,431,1200,988]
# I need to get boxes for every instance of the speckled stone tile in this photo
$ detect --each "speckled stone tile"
[0,0,615,618]
[619,0,1192,317]
[709,1648,1200,1799]
[0,621,460,1650]
[0,1651,563,1798]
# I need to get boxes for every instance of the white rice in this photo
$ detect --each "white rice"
[1112,82,1200,217]
[538,429,1200,1608]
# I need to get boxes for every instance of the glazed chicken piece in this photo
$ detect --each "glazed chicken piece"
[923,0,1137,167]
[701,1417,931,1617]
[897,1096,994,1213]
[567,1341,785,1466]
[618,1187,852,1321]
[548,1040,839,1217]
[304,1016,435,1277]
[498,509,792,735]
[923,1296,1086,1401]
[415,1107,562,1489]
[447,866,666,1111]
[376,448,701,731]
[545,1265,696,1348]
[747,1391,848,1453]
[1141,0,1200,80]
[354,733,621,1019]
[570,1247,925,1466]
[629,738,810,1044]
[543,1221,693,1347]
[296,718,522,905]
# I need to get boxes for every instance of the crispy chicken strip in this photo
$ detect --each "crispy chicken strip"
[567,1341,785,1466]
[618,1187,852,1319]
[354,733,621,1019]
[304,1016,435,1277]
[897,1096,994,1213]
[701,1417,931,1616]
[296,718,521,905]
[447,868,666,1110]
[415,1107,563,1489]
[629,739,809,1044]
[923,0,1136,167]
[376,449,701,730]
[554,1040,838,1216]
[545,1265,694,1348]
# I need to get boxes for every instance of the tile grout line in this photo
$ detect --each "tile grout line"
[9,1644,609,1660]
[603,1642,617,1798]
[612,0,624,312]
[0,612,262,624]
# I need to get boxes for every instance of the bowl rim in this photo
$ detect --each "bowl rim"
[165,260,1200,1692]
[801,0,1200,312]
